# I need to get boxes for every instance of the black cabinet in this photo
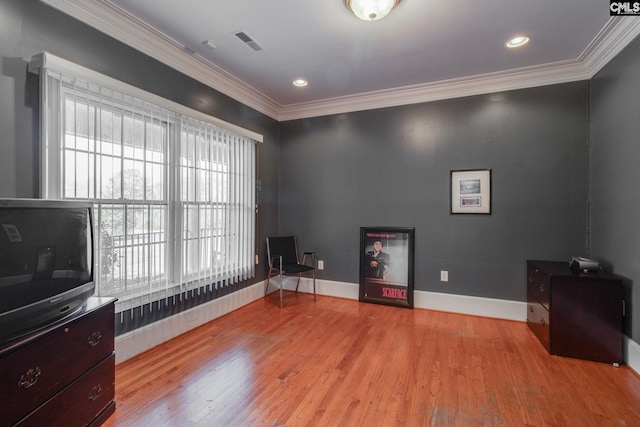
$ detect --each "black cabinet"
[527,260,623,364]
[0,297,116,426]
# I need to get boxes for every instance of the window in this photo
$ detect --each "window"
[33,53,258,314]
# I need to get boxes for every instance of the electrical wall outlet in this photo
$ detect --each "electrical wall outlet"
[440,270,449,282]
[317,260,324,270]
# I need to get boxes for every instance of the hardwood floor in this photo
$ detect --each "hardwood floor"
[103,293,640,426]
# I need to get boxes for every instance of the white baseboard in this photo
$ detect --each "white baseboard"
[116,278,639,377]
[292,277,526,321]
[413,290,527,321]
[115,282,264,363]
[625,335,640,374]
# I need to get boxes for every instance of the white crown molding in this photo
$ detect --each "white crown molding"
[279,60,592,121]
[39,0,283,120]
[29,51,264,142]
[40,0,640,122]
[580,16,640,77]
[279,16,640,121]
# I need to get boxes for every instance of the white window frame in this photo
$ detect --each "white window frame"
[30,52,261,313]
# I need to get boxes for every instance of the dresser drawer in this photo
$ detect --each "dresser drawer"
[0,303,114,425]
[527,301,550,350]
[16,353,115,427]
[527,265,550,310]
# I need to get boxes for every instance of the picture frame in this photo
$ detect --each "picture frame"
[450,169,492,214]
[359,226,415,309]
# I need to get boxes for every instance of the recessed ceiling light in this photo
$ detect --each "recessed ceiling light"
[293,79,308,87]
[506,35,530,48]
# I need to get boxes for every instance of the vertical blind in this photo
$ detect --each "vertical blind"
[36,60,256,316]
[178,116,256,291]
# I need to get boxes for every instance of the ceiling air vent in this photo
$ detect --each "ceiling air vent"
[234,31,263,52]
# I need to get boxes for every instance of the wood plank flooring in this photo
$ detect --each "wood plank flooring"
[103,293,640,426]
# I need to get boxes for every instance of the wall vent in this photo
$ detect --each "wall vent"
[234,31,263,51]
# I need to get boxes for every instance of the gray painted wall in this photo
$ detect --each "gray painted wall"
[590,35,640,342]
[280,83,590,302]
[0,0,280,283]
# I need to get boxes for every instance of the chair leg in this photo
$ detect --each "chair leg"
[278,256,283,309]
[295,274,301,292]
[265,269,272,296]
[312,268,316,302]
[279,273,284,309]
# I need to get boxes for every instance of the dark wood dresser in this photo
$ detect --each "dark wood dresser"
[526,260,623,364]
[0,297,116,426]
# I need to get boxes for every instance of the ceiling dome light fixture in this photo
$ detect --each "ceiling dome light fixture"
[293,79,308,87]
[346,0,401,21]
[506,35,530,48]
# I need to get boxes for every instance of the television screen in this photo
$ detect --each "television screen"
[0,199,94,344]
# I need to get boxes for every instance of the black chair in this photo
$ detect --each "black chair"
[265,236,316,308]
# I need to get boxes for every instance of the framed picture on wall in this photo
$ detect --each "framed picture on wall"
[359,226,414,309]
[450,169,492,214]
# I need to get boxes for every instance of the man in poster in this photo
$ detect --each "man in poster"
[365,239,390,279]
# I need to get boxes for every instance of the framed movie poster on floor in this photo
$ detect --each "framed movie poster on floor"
[359,226,415,308]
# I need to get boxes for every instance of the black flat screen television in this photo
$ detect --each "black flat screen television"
[0,199,95,344]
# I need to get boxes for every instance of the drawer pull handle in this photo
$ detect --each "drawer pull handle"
[87,331,102,347]
[528,277,533,284]
[539,284,545,294]
[88,385,102,401]
[18,367,41,389]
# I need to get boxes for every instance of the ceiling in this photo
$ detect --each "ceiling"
[41,1,640,121]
